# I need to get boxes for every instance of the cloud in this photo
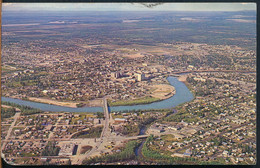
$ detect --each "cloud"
[3,3,14,6]
[2,3,257,12]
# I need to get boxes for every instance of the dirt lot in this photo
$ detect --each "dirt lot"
[87,99,103,107]
[178,75,188,82]
[28,97,78,108]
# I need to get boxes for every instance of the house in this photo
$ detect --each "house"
[14,129,21,135]
[237,136,244,141]
[77,120,83,124]
[250,157,255,162]
[168,126,177,131]
[168,145,173,149]
[236,157,244,162]
[65,120,70,124]
[160,141,165,146]
[150,127,164,133]
[223,150,229,157]
[114,118,127,124]
[40,158,48,162]
[171,153,184,158]
[183,153,191,157]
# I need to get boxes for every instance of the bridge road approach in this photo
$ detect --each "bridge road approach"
[100,98,110,139]
[73,98,110,164]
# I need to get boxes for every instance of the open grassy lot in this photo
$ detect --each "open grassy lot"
[108,96,160,106]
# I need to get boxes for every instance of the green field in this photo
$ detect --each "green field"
[108,96,161,106]
[71,126,103,139]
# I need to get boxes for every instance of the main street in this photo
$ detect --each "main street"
[1,112,21,152]
[100,98,110,139]
[72,98,110,164]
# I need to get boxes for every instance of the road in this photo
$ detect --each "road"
[1,100,166,164]
[72,98,110,165]
[1,112,21,155]
[100,98,110,139]
[48,116,62,140]
[71,98,148,164]
[1,134,148,143]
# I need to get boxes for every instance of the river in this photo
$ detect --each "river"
[1,76,194,112]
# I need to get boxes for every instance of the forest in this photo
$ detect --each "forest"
[1,101,42,116]
[82,140,140,164]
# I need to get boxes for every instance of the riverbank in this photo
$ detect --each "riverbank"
[27,97,78,108]
[2,76,194,112]
[25,97,104,108]
[178,74,196,98]
[1,105,21,112]
[8,83,175,108]
[178,74,188,82]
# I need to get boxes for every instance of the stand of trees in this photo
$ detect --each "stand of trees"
[2,101,42,115]
[71,126,103,138]
[108,96,161,106]
[96,112,104,119]
[1,107,16,119]
[121,124,139,136]
[41,141,60,156]
[82,140,140,164]
[139,117,156,127]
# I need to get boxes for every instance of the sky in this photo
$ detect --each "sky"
[2,3,256,12]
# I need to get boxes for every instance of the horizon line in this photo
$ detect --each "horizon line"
[3,9,256,12]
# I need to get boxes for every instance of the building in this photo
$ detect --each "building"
[42,90,48,95]
[150,126,164,133]
[58,143,76,156]
[114,118,127,123]
[171,153,184,158]
[94,118,103,125]
[136,73,145,81]
[193,77,206,82]
[111,72,121,79]
[187,65,194,70]
[171,152,191,158]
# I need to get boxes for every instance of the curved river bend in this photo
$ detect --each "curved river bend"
[2,77,194,112]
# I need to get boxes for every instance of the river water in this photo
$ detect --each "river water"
[1,76,194,112]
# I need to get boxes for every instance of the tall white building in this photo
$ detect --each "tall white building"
[137,73,145,81]
[111,72,120,79]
